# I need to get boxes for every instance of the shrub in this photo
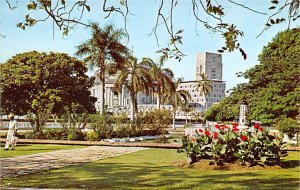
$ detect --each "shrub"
[25,131,36,139]
[181,123,288,166]
[43,129,67,140]
[139,109,172,135]
[85,131,99,141]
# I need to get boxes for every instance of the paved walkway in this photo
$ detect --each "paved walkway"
[0,146,145,179]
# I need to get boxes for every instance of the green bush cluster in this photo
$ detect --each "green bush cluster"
[88,109,172,140]
[181,123,288,166]
[24,109,172,141]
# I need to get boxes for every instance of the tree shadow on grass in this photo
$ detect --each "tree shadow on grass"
[4,161,300,190]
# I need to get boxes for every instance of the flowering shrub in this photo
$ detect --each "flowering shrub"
[181,123,288,166]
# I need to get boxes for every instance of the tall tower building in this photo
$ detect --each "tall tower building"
[195,52,223,81]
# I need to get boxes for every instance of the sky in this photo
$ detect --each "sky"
[0,0,298,90]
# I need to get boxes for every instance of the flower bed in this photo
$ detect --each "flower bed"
[180,123,288,167]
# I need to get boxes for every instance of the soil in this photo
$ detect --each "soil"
[174,159,284,171]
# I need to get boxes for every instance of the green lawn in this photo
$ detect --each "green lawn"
[0,144,86,158]
[1,148,299,189]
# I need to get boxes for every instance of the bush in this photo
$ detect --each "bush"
[85,131,99,141]
[25,131,36,139]
[181,123,288,166]
[44,129,67,140]
[139,109,172,135]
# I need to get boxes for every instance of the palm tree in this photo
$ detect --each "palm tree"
[195,73,213,125]
[75,23,129,114]
[115,57,153,120]
[181,102,194,125]
[148,60,175,109]
[195,73,213,107]
[191,111,205,124]
[164,78,191,129]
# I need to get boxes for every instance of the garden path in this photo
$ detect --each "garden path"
[0,146,146,178]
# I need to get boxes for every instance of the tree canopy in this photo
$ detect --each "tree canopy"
[205,27,300,125]
[0,51,97,116]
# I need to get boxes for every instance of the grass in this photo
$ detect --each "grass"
[0,144,86,158]
[1,148,299,189]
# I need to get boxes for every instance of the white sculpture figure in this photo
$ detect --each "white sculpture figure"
[4,113,18,150]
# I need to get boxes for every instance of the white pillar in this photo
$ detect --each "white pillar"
[110,88,113,107]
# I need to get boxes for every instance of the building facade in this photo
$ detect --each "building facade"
[90,52,226,117]
[178,52,226,112]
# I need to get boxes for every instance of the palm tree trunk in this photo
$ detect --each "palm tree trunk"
[172,108,176,129]
[157,91,161,110]
[185,112,188,125]
[100,71,105,114]
[129,91,135,121]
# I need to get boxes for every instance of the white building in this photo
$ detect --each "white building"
[90,52,226,117]
[178,52,226,112]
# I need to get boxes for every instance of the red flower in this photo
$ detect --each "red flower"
[205,130,211,136]
[215,124,220,129]
[232,127,239,132]
[198,129,204,133]
[233,122,238,128]
[254,123,260,129]
[213,132,218,139]
[224,125,229,129]
[258,127,264,131]
[241,135,248,141]
[191,138,195,142]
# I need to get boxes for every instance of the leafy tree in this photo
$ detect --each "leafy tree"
[0,51,96,132]
[115,56,153,120]
[275,117,299,138]
[206,28,300,125]
[75,23,129,114]
[7,0,299,60]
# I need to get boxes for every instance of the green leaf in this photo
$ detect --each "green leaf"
[85,5,91,12]
[220,146,226,154]
[269,6,276,10]
[260,157,267,162]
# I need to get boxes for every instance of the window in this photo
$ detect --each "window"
[211,68,217,79]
